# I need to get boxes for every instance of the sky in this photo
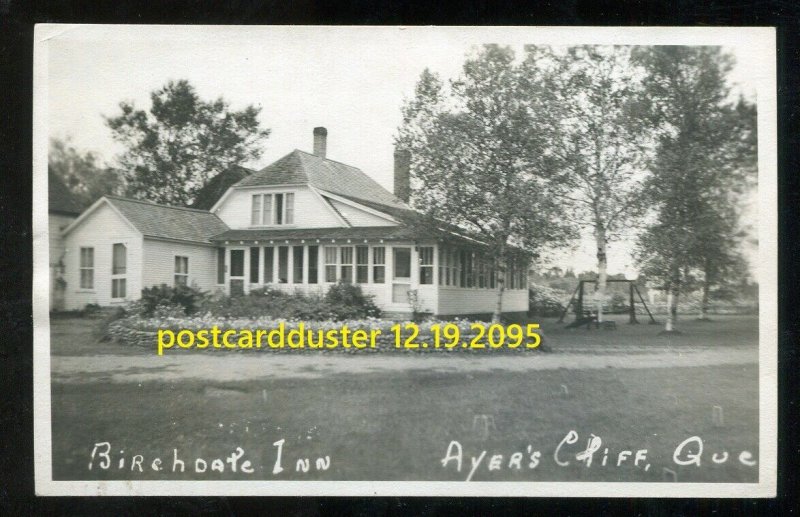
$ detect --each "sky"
[44,25,764,278]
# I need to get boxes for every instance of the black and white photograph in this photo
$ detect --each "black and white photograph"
[32,25,777,497]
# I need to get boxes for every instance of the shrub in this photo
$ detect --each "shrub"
[324,282,381,319]
[140,284,206,317]
[528,283,567,317]
[194,283,381,321]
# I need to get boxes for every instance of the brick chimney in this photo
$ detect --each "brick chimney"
[393,148,411,203]
[313,127,327,158]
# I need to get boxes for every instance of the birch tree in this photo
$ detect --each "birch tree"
[396,45,574,321]
[632,46,748,333]
[529,46,652,322]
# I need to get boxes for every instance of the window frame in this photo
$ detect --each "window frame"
[419,246,434,285]
[324,246,338,283]
[174,255,189,287]
[251,192,296,227]
[216,248,225,285]
[110,243,127,298]
[356,245,369,284]
[249,247,260,283]
[372,246,385,284]
[292,245,304,284]
[79,246,94,290]
[340,246,354,283]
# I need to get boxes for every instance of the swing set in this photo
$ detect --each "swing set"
[557,279,657,328]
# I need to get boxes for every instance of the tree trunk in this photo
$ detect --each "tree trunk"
[595,224,608,323]
[700,279,710,320]
[664,267,681,332]
[492,245,506,323]
[664,289,675,332]
[700,259,711,320]
[672,290,679,322]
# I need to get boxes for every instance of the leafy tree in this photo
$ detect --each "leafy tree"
[632,46,753,332]
[531,46,653,322]
[691,185,751,320]
[106,80,270,206]
[396,45,574,321]
[48,137,124,208]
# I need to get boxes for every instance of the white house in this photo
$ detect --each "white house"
[59,128,530,319]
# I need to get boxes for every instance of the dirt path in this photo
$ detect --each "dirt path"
[51,345,757,384]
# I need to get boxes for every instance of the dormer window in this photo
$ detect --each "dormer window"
[251,193,295,226]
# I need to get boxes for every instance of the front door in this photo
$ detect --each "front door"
[391,247,412,304]
[229,249,245,296]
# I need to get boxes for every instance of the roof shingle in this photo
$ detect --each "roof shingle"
[235,150,408,211]
[105,196,229,243]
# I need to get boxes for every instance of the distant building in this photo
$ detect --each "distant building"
[48,172,83,310]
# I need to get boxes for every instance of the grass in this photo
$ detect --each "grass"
[48,315,760,483]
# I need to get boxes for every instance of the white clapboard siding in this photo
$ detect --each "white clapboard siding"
[142,239,219,292]
[62,203,143,310]
[214,186,346,229]
[437,286,528,316]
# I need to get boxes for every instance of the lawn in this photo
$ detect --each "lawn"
[48,315,759,483]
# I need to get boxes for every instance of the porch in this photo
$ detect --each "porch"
[211,230,530,317]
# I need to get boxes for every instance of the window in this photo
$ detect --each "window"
[356,246,369,283]
[340,246,354,283]
[277,246,288,283]
[324,246,337,282]
[112,244,126,298]
[308,246,319,284]
[478,256,486,288]
[419,246,434,284]
[438,246,446,286]
[263,247,274,283]
[458,251,467,287]
[174,256,188,287]
[217,248,225,284]
[293,246,304,283]
[262,195,273,225]
[285,193,295,224]
[251,194,262,225]
[275,194,284,225]
[393,248,411,278]
[79,247,94,289]
[465,252,474,288]
[112,243,126,274]
[372,247,385,283]
[112,278,126,297]
[251,193,295,226]
[250,247,260,283]
[229,250,245,296]
[230,250,244,277]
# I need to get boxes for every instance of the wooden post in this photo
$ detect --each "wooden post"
[576,280,584,320]
[634,284,657,324]
[629,282,639,324]
[557,283,581,323]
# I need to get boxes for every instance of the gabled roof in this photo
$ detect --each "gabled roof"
[48,171,83,216]
[191,165,254,210]
[234,150,408,211]
[97,196,229,243]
